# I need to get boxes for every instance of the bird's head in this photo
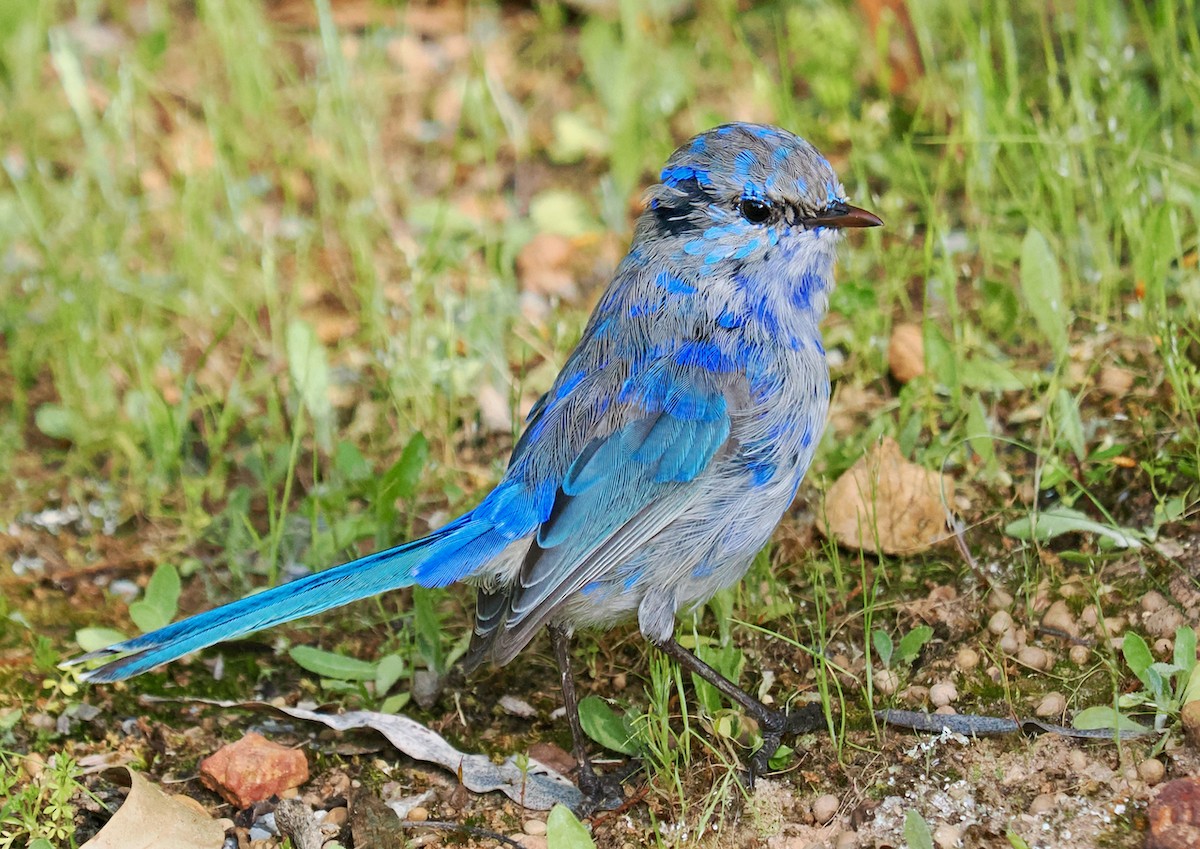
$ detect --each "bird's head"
[636,123,880,300]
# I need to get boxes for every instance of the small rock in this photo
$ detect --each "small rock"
[1035,692,1066,717]
[1182,701,1200,744]
[933,823,962,848]
[1098,365,1135,396]
[934,705,957,716]
[1041,600,1078,636]
[1016,646,1053,671]
[523,820,547,836]
[989,587,1014,610]
[1079,605,1099,630]
[834,832,858,849]
[875,669,900,695]
[988,610,1013,635]
[324,807,348,827]
[499,695,537,719]
[1140,758,1166,786]
[1156,638,1176,657]
[1145,606,1184,638]
[999,629,1021,655]
[954,647,979,671]
[1028,793,1057,814]
[199,732,309,808]
[511,835,548,849]
[1142,591,1169,612]
[812,793,840,824]
[930,682,957,707]
[1069,644,1090,665]
[1103,615,1127,635]
[1148,777,1200,849]
[407,806,430,822]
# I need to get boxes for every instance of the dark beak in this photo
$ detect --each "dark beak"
[807,201,883,229]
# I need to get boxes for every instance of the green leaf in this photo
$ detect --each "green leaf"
[1006,828,1032,849]
[380,692,411,714]
[546,803,596,849]
[1122,632,1154,684]
[768,743,795,770]
[128,564,181,633]
[1181,662,1200,707]
[904,809,934,849]
[578,695,640,755]
[286,319,332,449]
[922,320,957,397]
[75,627,129,653]
[1019,228,1068,362]
[1072,705,1150,734]
[1052,389,1086,462]
[289,645,378,681]
[380,433,429,504]
[872,629,894,668]
[692,643,744,716]
[529,189,599,237]
[1174,627,1196,678]
[334,441,371,482]
[35,403,78,441]
[374,654,406,695]
[1003,505,1144,548]
[897,626,934,665]
[412,587,445,674]
[965,395,997,469]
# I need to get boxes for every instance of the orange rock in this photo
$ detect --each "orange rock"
[199,732,309,808]
[1148,777,1200,849]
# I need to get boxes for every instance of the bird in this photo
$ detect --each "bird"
[66,122,881,806]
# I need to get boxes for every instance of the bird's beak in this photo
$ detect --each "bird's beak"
[808,201,883,229]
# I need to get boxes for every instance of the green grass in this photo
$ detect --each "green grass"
[1,0,1198,844]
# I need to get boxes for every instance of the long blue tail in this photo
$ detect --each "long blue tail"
[68,514,505,682]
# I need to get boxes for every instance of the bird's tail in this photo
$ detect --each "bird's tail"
[66,514,507,683]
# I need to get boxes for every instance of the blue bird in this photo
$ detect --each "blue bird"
[67,122,880,804]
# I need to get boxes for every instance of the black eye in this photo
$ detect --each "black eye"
[738,197,772,224]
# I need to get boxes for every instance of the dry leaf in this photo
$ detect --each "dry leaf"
[82,767,225,849]
[819,437,953,554]
[888,322,925,383]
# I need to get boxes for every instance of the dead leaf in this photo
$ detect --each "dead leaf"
[516,232,579,300]
[82,767,225,849]
[819,437,953,554]
[888,322,925,383]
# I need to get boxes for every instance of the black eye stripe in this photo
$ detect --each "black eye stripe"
[738,197,772,224]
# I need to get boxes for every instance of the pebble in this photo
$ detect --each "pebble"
[1139,758,1166,785]
[989,587,1014,610]
[988,610,1014,635]
[1079,605,1099,630]
[930,682,957,707]
[1069,644,1090,665]
[875,669,900,695]
[999,630,1021,655]
[407,807,429,822]
[1104,616,1127,635]
[1156,638,1175,657]
[1029,793,1057,815]
[324,807,348,827]
[1035,692,1066,717]
[523,820,548,836]
[1068,750,1089,772]
[1017,646,1053,671]
[933,823,962,848]
[834,832,858,849]
[954,647,980,671]
[1041,600,1078,636]
[1142,591,1169,612]
[1145,606,1184,638]
[934,705,957,715]
[812,793,840,824]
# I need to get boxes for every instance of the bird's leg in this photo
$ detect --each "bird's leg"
[654,636,823,786]
[548,624,628,813]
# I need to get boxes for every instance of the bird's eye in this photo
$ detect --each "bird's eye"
[738,197,772,224]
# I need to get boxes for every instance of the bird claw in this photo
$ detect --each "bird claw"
[575,759,641,816]
[742,703,826,788]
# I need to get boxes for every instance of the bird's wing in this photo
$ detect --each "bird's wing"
[475,348,747,664]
